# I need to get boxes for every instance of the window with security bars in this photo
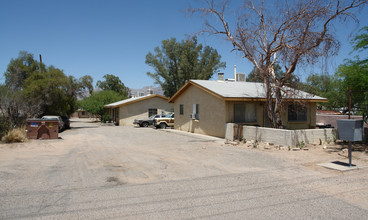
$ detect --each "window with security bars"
[288,104,307,121]
[192,104,199,120]
[148,108,157,117]
[234,103,257,123]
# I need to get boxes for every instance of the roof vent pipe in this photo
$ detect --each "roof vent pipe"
[234,65,237,81]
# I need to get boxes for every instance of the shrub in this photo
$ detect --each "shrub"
[101,114,112,123]
[1,126,27,143]
[0,117,11,139]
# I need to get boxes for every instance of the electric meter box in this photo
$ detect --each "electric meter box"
[337,119,363,142]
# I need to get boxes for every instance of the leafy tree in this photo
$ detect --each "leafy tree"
[78,90,123,118]
[351,26,368,52]
[336,59,368,113]
[336,26,368,114]
[303,74,345,110]
[79,75,94,96]
[22,66,77,116]
[96,74,129,97]
[2,50,95,128]
[67,75,94,100]
[4,51,44,90]
[146,37,226,97]
[190,0,367,128]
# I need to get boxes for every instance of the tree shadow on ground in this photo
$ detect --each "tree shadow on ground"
[323,141,368,154]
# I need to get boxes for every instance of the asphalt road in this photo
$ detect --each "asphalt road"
[0,119,367,219]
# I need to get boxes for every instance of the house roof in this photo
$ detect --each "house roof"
[169,80,327,103]
[105,94,169,108]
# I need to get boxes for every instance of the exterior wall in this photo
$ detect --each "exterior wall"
[225,102,317,129]
[282,102,317,129]
[174,85,226,138]
[118,97,173,126]
[225,123,335,147]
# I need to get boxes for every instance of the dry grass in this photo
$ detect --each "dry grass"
[1,127,27,143]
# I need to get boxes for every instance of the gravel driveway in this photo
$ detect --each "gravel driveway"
[0,118,367,219]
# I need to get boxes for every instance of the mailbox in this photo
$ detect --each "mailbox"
[337,119,363,142]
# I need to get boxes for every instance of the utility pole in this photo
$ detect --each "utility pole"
[39,54,43,73]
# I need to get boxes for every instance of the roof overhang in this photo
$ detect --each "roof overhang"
[105,94,169,108]
[169,81,224,103]
[169,80,328,103]
[223,97,328,103]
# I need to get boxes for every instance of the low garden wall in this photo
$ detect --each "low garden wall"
[225,123,336,147]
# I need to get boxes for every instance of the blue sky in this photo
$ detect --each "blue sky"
[1,0,367,89]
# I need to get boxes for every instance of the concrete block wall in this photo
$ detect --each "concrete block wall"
[291,129,335,146]
[225,123,336,147]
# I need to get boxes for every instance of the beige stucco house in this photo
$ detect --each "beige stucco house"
[105,94,173,126]
[169,80,327,138]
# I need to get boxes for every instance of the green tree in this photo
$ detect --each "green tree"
[303,74,345,110]
[335,26,368,114]
[67,75,94,99]
[4,51,44,90]
[3,51,94,127]
[79,75,94,96]
[2,51,43,128]
[351,26,368,52]
[96,74,129,97]
[145,37,226,97]
[22,66,76,116]
[336,59,368,113]
[78,90,123,118]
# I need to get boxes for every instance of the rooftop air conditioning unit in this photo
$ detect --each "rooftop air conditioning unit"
[190,114,199,120]
[236,73,246,82]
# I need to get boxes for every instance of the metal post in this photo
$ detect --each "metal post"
[348,141,352,167]
[348,86,351,119]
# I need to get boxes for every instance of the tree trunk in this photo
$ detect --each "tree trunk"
[264,70,283,129]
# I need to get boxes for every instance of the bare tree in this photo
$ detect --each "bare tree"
[190,0,367,128]
[0,86,42,128]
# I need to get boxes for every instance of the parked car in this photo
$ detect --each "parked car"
[133,114,165,127]
[153,113,174,129]
[41,115,64,131]
[61,116,70,129]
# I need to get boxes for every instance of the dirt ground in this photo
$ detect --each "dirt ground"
[1,118,368,218]
[231,139,368,170]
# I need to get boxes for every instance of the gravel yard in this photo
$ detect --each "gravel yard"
[0,118,368,219]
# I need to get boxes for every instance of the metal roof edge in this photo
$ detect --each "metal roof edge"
[168,80,224,103]
[105,94,169,108]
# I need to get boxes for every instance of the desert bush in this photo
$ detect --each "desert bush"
[1,126,27,143]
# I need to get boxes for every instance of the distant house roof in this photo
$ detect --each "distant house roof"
[169,80,327,103]
[105,94,169,108]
